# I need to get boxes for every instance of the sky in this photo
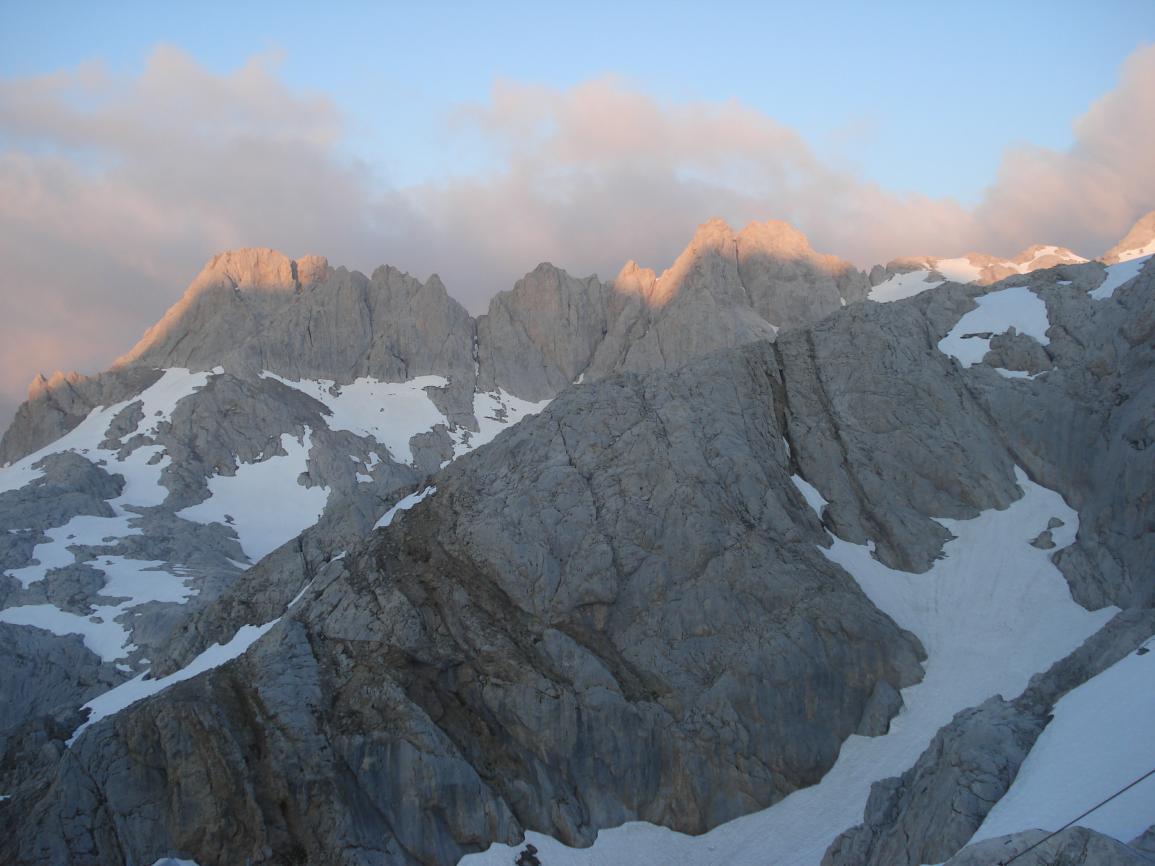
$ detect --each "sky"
[0,0,1153,427]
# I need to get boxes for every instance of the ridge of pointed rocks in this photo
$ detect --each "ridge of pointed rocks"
[0,211,1153,866]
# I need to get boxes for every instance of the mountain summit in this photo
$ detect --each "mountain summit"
[1102,209,1155,264]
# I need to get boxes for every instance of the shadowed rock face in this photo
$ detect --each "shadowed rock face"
[942,826,1155,866]
[478,219,869,400]
[823,609,1155,866]
[2,221,1154,866]
[6,340,934,866]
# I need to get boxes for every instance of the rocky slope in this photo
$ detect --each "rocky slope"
[0,218,874,837]
[0,214,1153,865]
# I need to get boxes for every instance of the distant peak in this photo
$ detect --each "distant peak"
[685,217,737,249]
[1009,244,1086,267]
[188,248,329,297]
[736,220,818,257]
[27,370,81,401]
[1102,209,1155,264]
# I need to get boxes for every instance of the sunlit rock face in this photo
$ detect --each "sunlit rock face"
[115,247,478,387]
[1101,208,1155,264]
[480,218,869,399]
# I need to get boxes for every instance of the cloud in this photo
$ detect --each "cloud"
[972,43,1155,252]
[1,43,1153,427]
[0,46,392,425]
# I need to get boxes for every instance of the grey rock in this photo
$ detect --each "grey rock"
[115,249,477,389]
[6,341,938,865]
[823,609,1155,866]
[1132,825,1155,857]
[0,368,163,467]
[480,220,868,401]
[0,625,121,734]
[1029,529,1056,549]
[857,679,904,737]
[477,263,611,401]
[0,452,122,530]
[824,697,1047,866]
[943,826,1155,865]
[984,328,1053,375]
[1101,209,1155,264]
[964,256,1155,607]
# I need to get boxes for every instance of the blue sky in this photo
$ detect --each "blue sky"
[3,0,1149,202]
[0,0,1153,424]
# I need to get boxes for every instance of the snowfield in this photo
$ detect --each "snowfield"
[0,367,549,663]
[868,271,945,303]
[937,286,1051,367]
[0,369,214,659]
[261,373,451,465]
[176,429,330,562]
[1090,254,1151,300]
[460,469,1118,866]
[969,637,1155,847]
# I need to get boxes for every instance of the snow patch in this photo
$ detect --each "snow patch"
[453,390,550,459]
[994,368,1044,381]
[938,287,1051,367]
[460,470,1116,866]
[970,638,1155,846]
[791,475,828,516]
[935,257,985,283]
[1090,254,1150,300]
[68,619,280,745]
[375,486,437,529]
[177,430,329,562]
[262,373,449,465]
[868,271,945,303]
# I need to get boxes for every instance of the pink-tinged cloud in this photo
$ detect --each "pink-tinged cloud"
[972,43,1155,253]
[1,43,1153,426]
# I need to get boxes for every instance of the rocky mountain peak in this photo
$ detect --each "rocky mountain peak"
[186,247,329,297]
[25,370,81,401]
[736,218,818,258]
[1101,209,1155,264]
[611,259,659,301]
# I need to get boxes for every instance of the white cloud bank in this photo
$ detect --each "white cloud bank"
[1,43,1153,424]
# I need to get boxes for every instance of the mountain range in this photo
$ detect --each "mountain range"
[0,210,1153,866]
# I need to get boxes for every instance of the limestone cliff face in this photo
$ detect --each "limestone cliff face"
[480,219,868,398]
[115,248,476,386]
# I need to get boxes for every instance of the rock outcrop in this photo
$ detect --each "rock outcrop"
[824,610,1155,866]
[115,249,477,388]
[943,827,1155,865]
[1102,209,1155,264]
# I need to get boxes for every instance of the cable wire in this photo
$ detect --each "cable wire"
[998,765,1155,864]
